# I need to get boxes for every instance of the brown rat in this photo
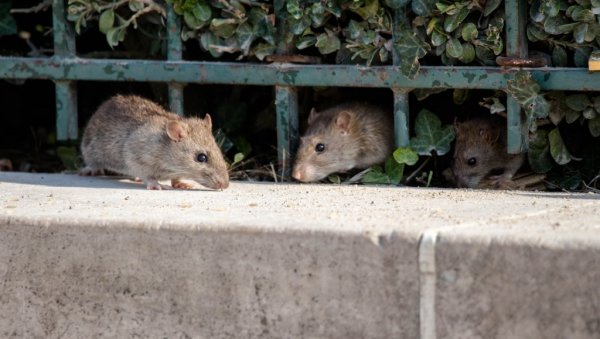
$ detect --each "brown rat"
[80,95,229,190]
[451,117,524,189]
[292,102,394,182]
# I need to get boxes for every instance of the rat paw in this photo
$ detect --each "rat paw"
[79,167,105,176]
[488,175,517,190]
[145,179,174,190]
[171,179,196,190]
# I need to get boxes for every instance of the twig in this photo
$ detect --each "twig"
[405,157,431,184]
[10,0,52,14]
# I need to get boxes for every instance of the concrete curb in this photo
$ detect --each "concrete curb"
[1,172,599,338]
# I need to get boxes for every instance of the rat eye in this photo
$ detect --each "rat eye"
[196,153,208,163]
[467,157,477,166]
[315,143,325,153]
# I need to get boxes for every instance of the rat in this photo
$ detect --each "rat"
[292,102,394,182]
[451,117,524,189]
[80,95,229,190]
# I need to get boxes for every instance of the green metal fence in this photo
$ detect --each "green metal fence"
[1,0,599,177]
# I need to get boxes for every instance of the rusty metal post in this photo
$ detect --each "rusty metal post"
[167,5,184,115]
[505,0,528,153]
[392,7,411,148]
[274,0,299,179]
[53,0,78,140]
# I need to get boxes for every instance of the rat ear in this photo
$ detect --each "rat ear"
[479,126,501,143]
[453,118,461,133]
[203,113,212,129]
[335,111,351,134]
[308,108,319,125]
[166,121,187,142]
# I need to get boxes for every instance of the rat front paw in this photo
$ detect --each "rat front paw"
[171,179,196,190]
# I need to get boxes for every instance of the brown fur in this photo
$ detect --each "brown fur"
[452,117,524,189]
[80,95,229,190]
[292,102,394,182]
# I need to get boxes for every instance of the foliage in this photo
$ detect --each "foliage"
[527,0,600,67]
[0,2,17,37]
[67,0,166,48]
[409,108,454,156]
[361,147,418,184]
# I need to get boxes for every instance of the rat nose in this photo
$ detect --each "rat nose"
[291,167,304,182]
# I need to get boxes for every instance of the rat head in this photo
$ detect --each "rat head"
[451,119,502,188]
[292,108,360,182]
[164,114,229,189]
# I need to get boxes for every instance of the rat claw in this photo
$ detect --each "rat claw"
[145,179,173,190]
[171,179,195,190]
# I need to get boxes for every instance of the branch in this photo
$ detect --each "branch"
[10,0,52,14]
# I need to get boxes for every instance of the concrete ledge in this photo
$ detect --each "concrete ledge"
[1,172,599,338]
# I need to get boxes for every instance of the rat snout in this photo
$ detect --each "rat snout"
[292,164,312,182]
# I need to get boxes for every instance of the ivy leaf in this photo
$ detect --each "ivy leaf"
[106,26,126,48]
[129,0,145,12]
[0,2,17,37]
[393,25,430,79]
[362,166,392,184]
[549,128,574,165]
[286,0,303,20]
[506,71,550,132]
[528,129,554,173]
[210,18,237,39]
[193,0,212,22]
[253,42,276,60]
[410,109,455,156]
[200,32,224,57]
[296,35,316,49]
[315,32,341,54]
[385,156,404,185]
[352,0,380,20]
[393,147,419,166]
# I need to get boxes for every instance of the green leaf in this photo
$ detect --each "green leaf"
[506,71,550,131]
[106,26,126,48]
[593,96,600,112]
[200,32,224,57]
[444,6,469,33]
[210,18,237,39]
[252,42,276,60]
[296,35,316,49]
[583,107,597,119]
[193,0,212,22]
[549,128,574,165]
[286,0,303,19]
[565,94,591,111]
[352,0,380,20]
[412,0,436,16]
[589,116,600,137]
[565,108,581,124]
[231,152,245,167]
[385,156,404,184]
[459,42,475,63]
[362,167,392,184]
[315,32,340,54]
[530,0,545,22]
[57,146,81,171]
[551,45,568,66]
[431,29,447,46]
[445,37,463,59]
[573,23,588,44]
[541,0,561,17]
[393,147,419,166]
[484,0,503,16]
[288,16,310,35]
[409,109,455,156]
[99,10,115,34]
[461,22,478,41]
[393,25,430,79]
[129,0,145,12]
[574,47,591,67]
[385,0,411,9]
[0,2,17,37]
[527,24,549,41]
[528,129,554,173]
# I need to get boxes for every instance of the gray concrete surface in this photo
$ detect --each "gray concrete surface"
[0,172,599,338]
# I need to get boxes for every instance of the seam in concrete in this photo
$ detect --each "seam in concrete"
[418,230,438,339]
